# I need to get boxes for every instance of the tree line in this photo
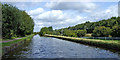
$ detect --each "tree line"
[40,26,87,37]
[40,17,120,37]
[2,3,34,39]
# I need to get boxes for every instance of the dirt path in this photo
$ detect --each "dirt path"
[0,37,23,43]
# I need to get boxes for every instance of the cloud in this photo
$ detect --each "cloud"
[45,2,97,13]
[31,9,88,31]
[26,2,118,32]
[27,7,88,31]
[89,5,118,21]
[28,8,44,16]
[35,10,72,22]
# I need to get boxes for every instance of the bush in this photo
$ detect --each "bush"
[39,26,54,36]
[76,30,87,37]
[63,30,77,37]
[92,26,112,37]
[111,26,120,37]
[39,27,48,36]
[52,31,60,35]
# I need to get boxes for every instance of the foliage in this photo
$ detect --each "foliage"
[61,17,119,33]
[48,26,53,31]
[111,26,120,37]
[63,30,77,37]
[54,17,120,37]
[39,26,54,36]
[52,30,60,35]
[39,27,48,36]
[76,30,87,37]
[2,4,34,39]
[33,32,40,35]
[92,26,112,37]
[40,16,120,37]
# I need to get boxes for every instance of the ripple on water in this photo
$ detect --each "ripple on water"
[70,48,74,51]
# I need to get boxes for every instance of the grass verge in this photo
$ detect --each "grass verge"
[45,34,120,51]
[1,34,34,47]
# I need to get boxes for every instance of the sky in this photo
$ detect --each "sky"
[3,0,119,32]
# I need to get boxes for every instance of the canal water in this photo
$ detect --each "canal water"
[2,34,120,59]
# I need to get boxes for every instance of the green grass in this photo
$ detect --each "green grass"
[1,34,34,47]
[45,34,120,51]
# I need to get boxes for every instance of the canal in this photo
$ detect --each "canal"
[2,34,120,59]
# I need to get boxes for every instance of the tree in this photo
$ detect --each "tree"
[2,4,34,39]
[52,30,60,35]
[48,26,53,31]
[111,26,120,37]
[39,26,54,36]
[92,26,112,37]
[76,30,87,37]
[63,30,77,37]
[59,17,120,34]
[39,27,48,36]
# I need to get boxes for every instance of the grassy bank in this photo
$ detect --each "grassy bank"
[1,34,35,56]
[45,34,120,51]
[2,34,35,47]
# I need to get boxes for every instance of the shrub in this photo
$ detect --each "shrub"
[111,26,120,37]
[63,30,77,37]
[39,26,54,36]
[92,26,112,37]
[76,30,87,37]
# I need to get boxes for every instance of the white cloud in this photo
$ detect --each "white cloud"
[28,9,88,31]
[29,4,118,32]
[28,8,44,16]
[35,10,72,22]
[106,9,111,13]
[30,8,91,28]
[26,2,118,32]
[89,5,118,21]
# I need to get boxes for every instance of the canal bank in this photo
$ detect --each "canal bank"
[45,34,120,51]
[1,34,35,56]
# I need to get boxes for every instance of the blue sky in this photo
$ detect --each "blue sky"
[5,1,118,32]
